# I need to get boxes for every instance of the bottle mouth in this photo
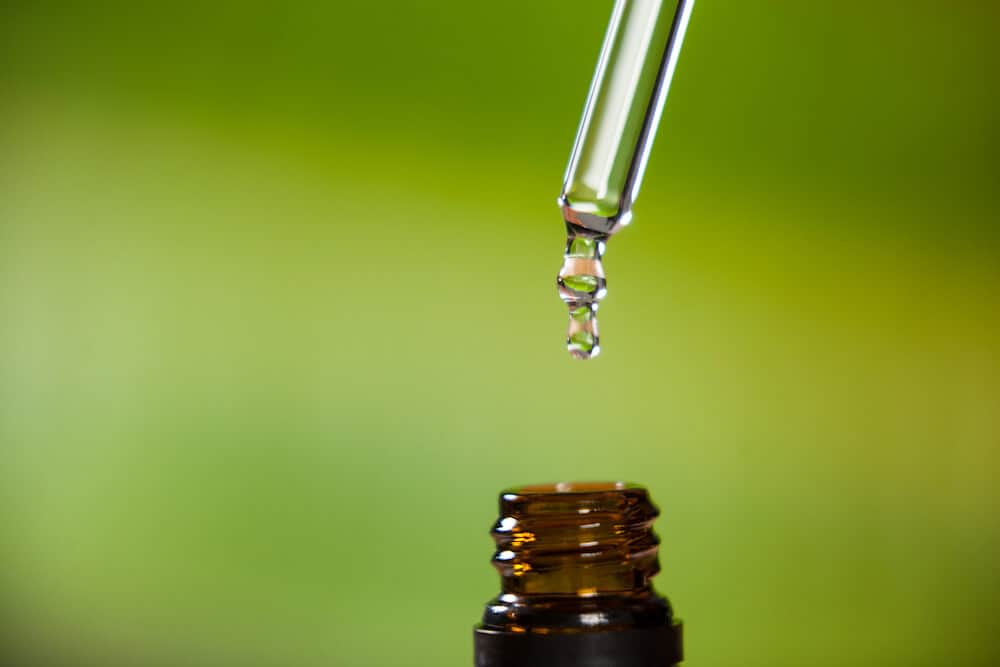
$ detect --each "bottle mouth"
[505,481,639,495]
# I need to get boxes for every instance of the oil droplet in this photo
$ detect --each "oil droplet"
[556,223,608,360]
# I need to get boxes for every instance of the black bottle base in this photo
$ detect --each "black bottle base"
[474,623,682,667]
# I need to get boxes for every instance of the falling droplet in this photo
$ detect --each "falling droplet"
[557,223,608,360]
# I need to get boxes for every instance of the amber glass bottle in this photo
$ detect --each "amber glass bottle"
[474,482,682,666]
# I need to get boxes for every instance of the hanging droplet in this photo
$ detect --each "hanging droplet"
[557,223,608,360]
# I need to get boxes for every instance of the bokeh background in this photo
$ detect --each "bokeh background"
[2,1,998,665]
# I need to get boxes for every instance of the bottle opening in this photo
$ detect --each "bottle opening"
[508,481,633,494]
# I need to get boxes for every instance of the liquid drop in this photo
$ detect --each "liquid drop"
[556,223,608,360]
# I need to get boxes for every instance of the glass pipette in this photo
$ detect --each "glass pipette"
[556,0,695,359]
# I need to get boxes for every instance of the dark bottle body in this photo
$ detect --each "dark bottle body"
[474,482,682,667]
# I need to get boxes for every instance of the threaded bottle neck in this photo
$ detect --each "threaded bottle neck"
[481,482,672,634]
[492,482,661,597]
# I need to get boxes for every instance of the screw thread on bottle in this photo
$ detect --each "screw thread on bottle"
[480,482,675,634]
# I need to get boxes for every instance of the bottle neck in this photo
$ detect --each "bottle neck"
[481,482,672,633]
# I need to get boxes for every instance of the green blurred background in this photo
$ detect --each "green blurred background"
[1,1,998,665]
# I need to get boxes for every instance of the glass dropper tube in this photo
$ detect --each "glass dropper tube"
[556,0,694,360]
[560,0,695,231]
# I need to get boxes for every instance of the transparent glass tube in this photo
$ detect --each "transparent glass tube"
[560,0,694,227]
